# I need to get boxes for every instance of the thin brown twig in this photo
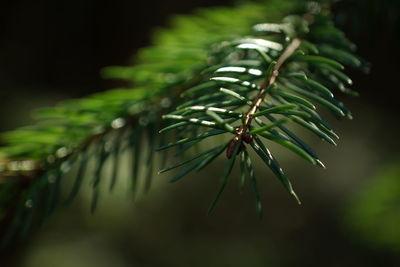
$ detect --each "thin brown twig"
[226,38,301,158]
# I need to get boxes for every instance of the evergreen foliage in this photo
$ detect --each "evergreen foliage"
[0,0,367,245]
[345,159,400,252]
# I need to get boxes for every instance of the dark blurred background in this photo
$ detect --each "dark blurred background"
[1,0,400,266]
[0,0,230,132]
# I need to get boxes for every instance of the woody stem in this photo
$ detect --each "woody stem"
[237,38,301,138]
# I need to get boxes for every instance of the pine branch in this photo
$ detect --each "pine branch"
[0,0,368,246]
[159,2,367,213]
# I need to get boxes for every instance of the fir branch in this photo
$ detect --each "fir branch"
[159,1,367,213]
[0,0,368,246]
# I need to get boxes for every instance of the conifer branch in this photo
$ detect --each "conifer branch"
[0,0,368,246]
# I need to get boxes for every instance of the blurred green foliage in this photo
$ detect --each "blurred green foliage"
[345,159,400,252]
